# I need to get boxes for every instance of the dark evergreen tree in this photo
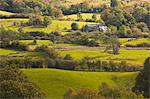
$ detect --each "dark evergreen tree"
[133,57,150,98]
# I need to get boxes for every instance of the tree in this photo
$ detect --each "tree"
[92,14,97,22]
[64,88,76,99]
[64,88,100,99]
[103,36,120,55]
[71,23,79,30]
[133,57,150,98]
[18,26,23,33]
[33,40,37,45]
[34,6,42,15]
[110,0,119,7]
[77,12,83,21]
[0,27,20,48]
[117,25,132,37]
[103,8,127,27]
[43,16,52,27]
[133,7,148,23]
[29,15,43,26]
[99,82,121,98]
[52,7,64,18]
[136,22,149,33]
[64,54,73,60]
[124,13,136,26]
[0,64,45,98]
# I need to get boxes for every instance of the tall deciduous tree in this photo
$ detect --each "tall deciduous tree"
[0,64,45,98]
[103,36,120,55]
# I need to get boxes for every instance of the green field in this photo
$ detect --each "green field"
[23,69,138,99]
[20,40,53,45]
[1,47,149,66]
[123,38,150,46]
[59,49,150,66]
[0,48,18,55]
[119,38,133,44]
[0,19,96,34]
[0,10,14,16]
[0,18,29,26]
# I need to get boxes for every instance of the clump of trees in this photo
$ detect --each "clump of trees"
[133,57,150,98]
[28,15,52,27]
[103,36,120,55]
[0,63,45,98]
[0,27,28,50]
[75,57,140,72]
[64,82,140,99]
[64,88,100,99]
[1,47,141,72]
[101,1,150,38]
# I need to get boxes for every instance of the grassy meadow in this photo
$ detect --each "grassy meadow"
[1,44,149,66]
[123,38,150,46]
[59,49,150,66]
[0,48,18,55]
[23,68,138,99]
[0,19,96,34]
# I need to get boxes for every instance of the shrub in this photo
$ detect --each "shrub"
[71,23,79,30]
[43,16,52,27]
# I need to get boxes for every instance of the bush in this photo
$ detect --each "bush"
[71,23,79,30]
[34,45,48,52]
[64,54,73,60]
[28,15,43,26]
[43,16,52,27]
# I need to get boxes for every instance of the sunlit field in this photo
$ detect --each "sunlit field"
[23,68,138,98]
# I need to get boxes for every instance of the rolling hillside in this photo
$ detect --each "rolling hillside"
[23,69,138,99]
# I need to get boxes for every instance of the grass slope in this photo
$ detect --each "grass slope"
[123,38,150,46]
[0,10,14,16]
[23,69,138,99]
[59,49,150,66]
[0,48,18,55]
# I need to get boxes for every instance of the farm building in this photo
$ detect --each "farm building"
[83,24,108,32]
